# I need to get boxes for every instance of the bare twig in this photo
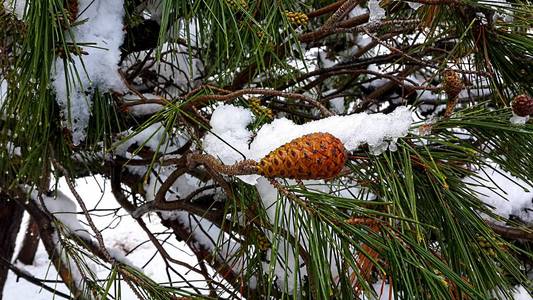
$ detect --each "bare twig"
[0,257,72,299]
[185,88,334,117]
[51,157,113,262]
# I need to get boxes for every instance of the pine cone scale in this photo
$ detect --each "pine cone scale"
[258,132,346,180]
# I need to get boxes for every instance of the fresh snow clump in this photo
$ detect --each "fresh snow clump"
[203,105,254,165]
[52,0,126,145]
[249,105,412,159]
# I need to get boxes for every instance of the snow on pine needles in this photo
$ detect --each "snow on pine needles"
[52,0,126,145]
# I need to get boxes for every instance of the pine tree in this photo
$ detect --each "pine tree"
[1,0,532,299]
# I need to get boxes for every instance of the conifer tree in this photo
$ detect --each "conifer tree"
[1,0,532,299]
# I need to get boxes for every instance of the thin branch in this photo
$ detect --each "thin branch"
[486,221,533,241]
[186,88,333,117]
[0,257,72,299]
[51,157,113,262]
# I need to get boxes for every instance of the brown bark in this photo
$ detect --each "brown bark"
[16,216,40,265]
[0,196,24,299]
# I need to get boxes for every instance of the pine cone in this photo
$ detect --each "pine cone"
[285,11,309,26]
[442,70,464,98]
[511,94,533,117]
[258,132,346,180]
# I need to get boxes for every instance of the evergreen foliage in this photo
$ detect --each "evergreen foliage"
[0,0,532,299]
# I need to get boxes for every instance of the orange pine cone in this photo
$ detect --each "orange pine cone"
[257,132,346,180]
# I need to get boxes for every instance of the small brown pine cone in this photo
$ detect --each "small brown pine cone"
[511,94,533,117]
[66,0,78,23]
[442,70,464,98]
[258,132,347,180]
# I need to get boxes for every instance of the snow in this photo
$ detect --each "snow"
[52,0,126,145]
[3,248,73,299]
[122,93,165,116]
[483,0,514,23]
[29,189,94,290]
[2,0,25,19]
[254,177,377,294]
[235,104,406,157]
[114,122,188,156]
[349,5,368,19]
[122,43,204,97]
[203,105,254,165]
[363,64,391,89]
[510,114,529,125]
[255,177,308,293]
[154,44,204,93]
[407,1,423,10]
[368,0,385,22]
[31,190,92,241]
[511,285,533,300]
[161,210,242,269]
[329,97,345,114]
[125,102,164,116]
[144,0,163,23]
[144,165,211,202]
[360,280,394,299]
[463,165,533,223]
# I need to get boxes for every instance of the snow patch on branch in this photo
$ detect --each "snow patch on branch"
[463,165,533,223]
[52,0,126,145]
[115,122,188,156]
[251,105,412,157]
[510,113,529,125]
[203,105,254,165]
[204,104,412,184]
[32,190,92,240]
[407,1,423,10]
